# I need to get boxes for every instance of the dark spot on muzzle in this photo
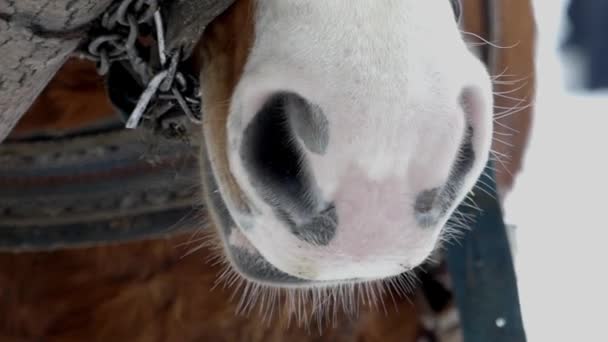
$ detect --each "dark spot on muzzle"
[415,125,476,228]
[446,125,475,195]
[442,124,476,210]
[278,204,338,246]
[240,92,336,245]
[414,188,442,228]
[415,188,440,214]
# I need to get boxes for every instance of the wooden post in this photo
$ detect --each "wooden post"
[0,0,114,142]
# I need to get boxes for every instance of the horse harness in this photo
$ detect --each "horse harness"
[0,1,527,341]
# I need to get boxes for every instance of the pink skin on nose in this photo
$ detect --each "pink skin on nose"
[323,166,437,269]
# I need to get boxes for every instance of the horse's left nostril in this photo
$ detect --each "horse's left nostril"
[240,93,313,212]
[240,92,334,243]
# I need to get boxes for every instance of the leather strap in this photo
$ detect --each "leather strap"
[0,130,201,251]
[443,1,528,340]
[446,163,527,341]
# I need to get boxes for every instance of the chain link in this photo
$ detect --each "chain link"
[76,0,202,138]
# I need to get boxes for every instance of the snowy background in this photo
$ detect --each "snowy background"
[504,0,608,340]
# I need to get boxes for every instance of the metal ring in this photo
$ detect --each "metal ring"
[97,50,111,75]
[125,14,140,50]
[100,2,121,30]
[154,10,167,65]
[73,51,100,62]
[174,72,187,92]
[159,52,180,92]
[88,35,124,57]
[116,0,136,26]
[88,35,123,57]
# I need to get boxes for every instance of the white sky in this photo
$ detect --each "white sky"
[504,1,608,340]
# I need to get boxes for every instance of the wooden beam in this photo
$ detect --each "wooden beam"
[0,0,114,142]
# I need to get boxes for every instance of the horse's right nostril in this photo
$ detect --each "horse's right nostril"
[240,92,325,227]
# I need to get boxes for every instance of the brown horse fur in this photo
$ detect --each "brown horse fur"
[0,233,425,341]
[197,0,256,214]
[8,59,118,140]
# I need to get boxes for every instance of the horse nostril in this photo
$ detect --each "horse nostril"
[282,93,330,155]
[240,92,327,232]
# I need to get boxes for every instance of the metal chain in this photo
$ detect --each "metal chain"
[75,0,202,138]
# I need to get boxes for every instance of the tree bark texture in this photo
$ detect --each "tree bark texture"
[0,0,114,142]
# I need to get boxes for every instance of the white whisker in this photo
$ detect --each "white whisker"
[460,31,521,49]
